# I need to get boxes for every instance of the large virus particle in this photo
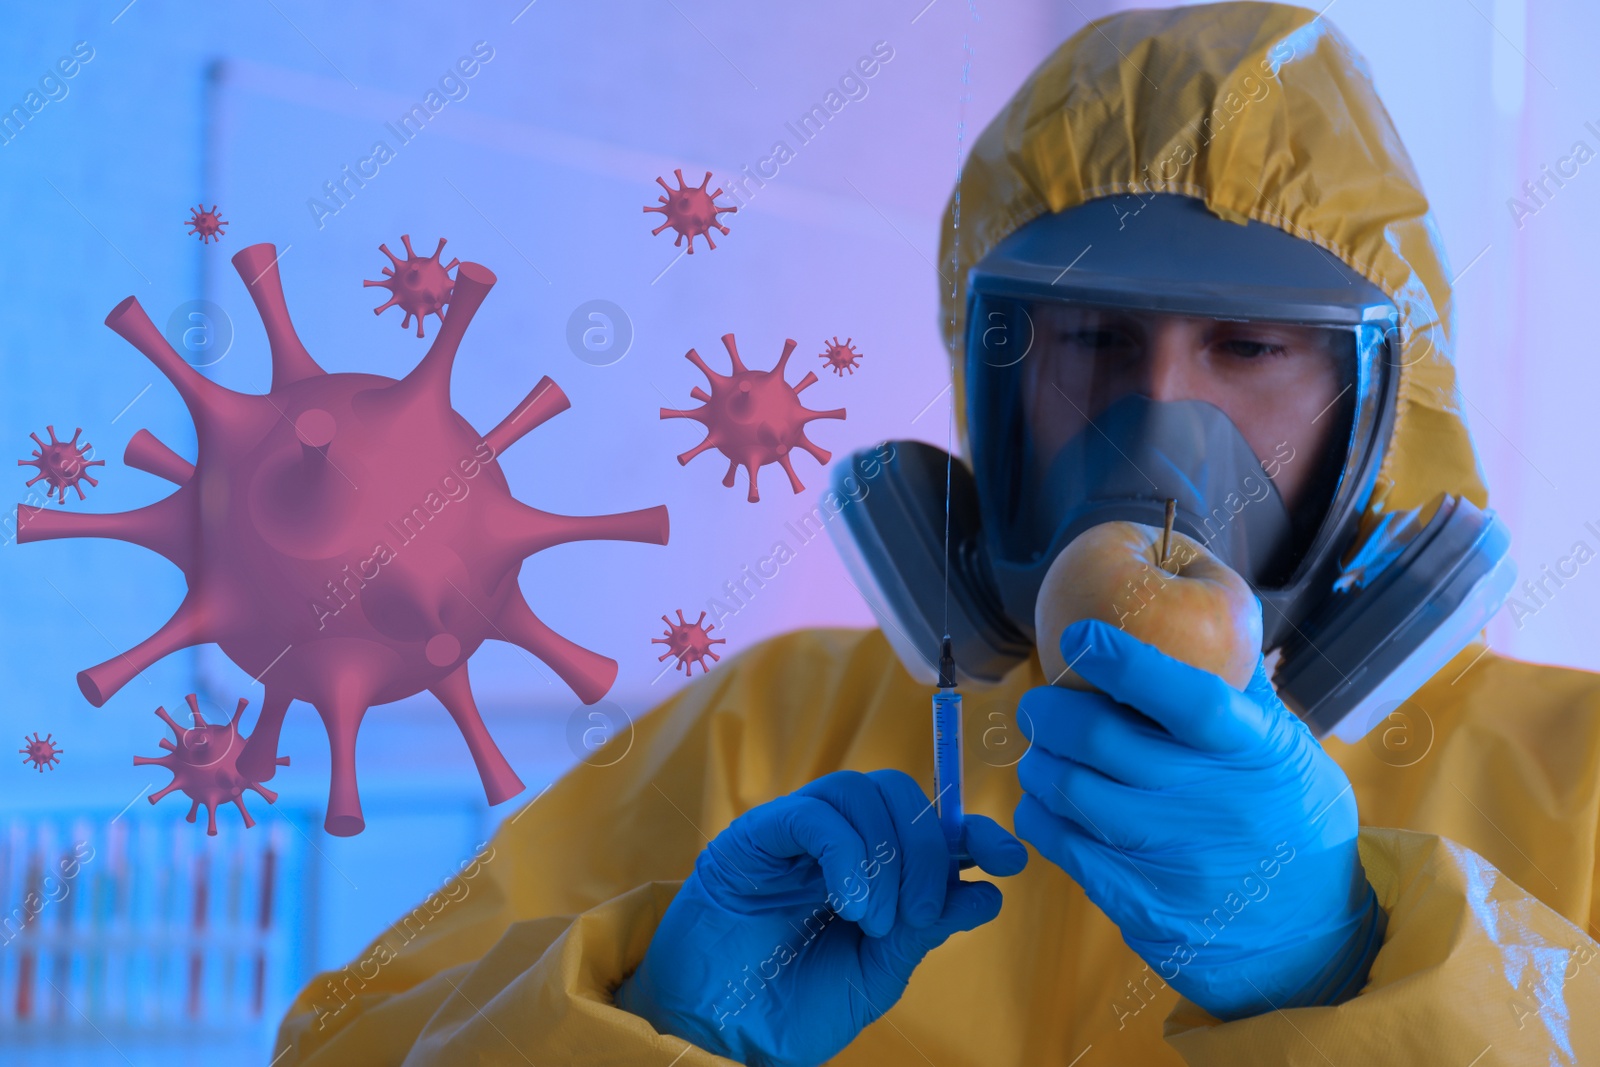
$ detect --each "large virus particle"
[661,334,846,503]
[818,336,862,376]
[135,694,288,835]
[643,169,737,254]
[19,733,62,772]
[653,609,726,676]
[185,203,228,244]
[19,425,105,504]
[364,235,460,338]
[17,242,671,835]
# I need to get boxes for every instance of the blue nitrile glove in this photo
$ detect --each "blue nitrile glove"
[615,769,1027,1067]
[1014,619,1385,1021]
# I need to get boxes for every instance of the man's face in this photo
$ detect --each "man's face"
[1022,304,1351,512]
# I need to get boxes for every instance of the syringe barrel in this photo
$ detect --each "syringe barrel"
[932,690,966,865]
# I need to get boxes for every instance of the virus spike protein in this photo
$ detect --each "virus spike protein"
[431,663,523,805]
[364,235,460,338]
[185,204,228,244]
[135,695,288,835]
[19,426,105,503]
[233,243,326,389]
[495,591,625,705]
[643,169,737,254]
[236,687,292,786]
[653,609,726,675]
[124,428,195,486]
[660,333,846,502]
[19,733,62,772]
[16,241,671,836]
[819,336,862,376]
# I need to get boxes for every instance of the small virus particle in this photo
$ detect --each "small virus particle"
[18,733,62,772]
[818,336,862,376]
[662,334,846,503]
[135,694,290,835]
[185,203,228,244]
[643,169,737,254]
[365,234,460,338]
[653,609,726,676]
[19,426,105,504]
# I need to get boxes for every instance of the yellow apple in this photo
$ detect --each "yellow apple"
[1035,520,1263,691]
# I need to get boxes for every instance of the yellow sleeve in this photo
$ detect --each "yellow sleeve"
[270,880,743,1066]
[1164,827,1600,1065]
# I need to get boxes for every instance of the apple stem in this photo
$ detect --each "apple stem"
[1160,498,1176,571]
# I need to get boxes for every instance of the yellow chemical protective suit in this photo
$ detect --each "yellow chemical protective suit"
[273,4,1600,1064]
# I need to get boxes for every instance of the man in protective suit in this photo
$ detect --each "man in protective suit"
[273,4,1600,1064]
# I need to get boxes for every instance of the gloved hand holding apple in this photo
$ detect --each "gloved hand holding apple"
[1017,511,1386,1020]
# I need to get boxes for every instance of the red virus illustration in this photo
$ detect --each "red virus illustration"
[652,609,726,676]
[135,694,288,835]
[818,336,862,376]
[643,169,737,254]
[185,203,228,244]
[18,733,62,772]
[19,425,105,504]
[661,334,846,503]
[365,234,460,338]
[16,242,671,835]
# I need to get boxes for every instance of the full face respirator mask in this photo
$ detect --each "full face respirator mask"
[829,194,1514,742]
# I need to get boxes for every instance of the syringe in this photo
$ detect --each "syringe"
[932,634,971,879]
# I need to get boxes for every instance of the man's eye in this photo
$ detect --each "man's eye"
[1218,339,1288,359]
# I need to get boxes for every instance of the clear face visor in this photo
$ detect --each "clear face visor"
[966,290,1392,589]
